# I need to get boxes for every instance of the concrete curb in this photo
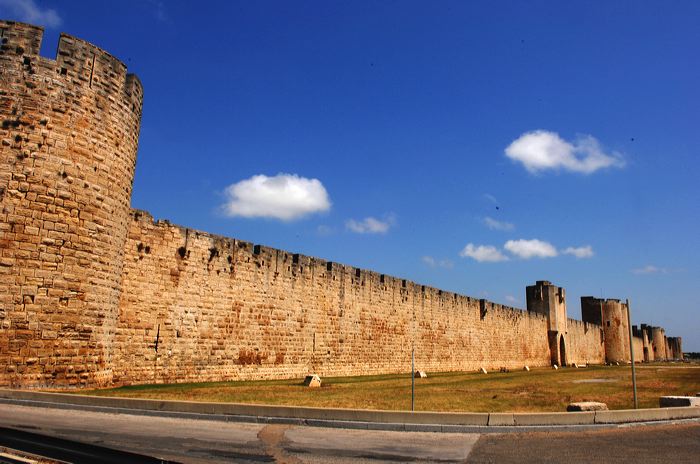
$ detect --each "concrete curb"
[1,389,698,431]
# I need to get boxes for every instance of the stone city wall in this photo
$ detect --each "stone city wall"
[631,335,644,363]
[0,21,681,389]
[564,318,605,366]
[112,211,556,385]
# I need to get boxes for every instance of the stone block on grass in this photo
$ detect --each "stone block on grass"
[414,370,428,378]
[303,374,321,388]
[659,396,700,407]
[567,402,608,412]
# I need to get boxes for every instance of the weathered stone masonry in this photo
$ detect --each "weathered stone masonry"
[0,22,682,389]
[113,212,561,385]
[0,21,141,388]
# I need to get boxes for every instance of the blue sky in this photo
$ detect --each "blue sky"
[3,1,698,350]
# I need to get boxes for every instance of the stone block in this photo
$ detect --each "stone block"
[659,396,700,407]
[414,370,427,378]
[523,366,530,371]
[479,367,487,374]
[552,364,558,370]
[303,374,321,388]
[567,401,608,412]
[488,413,514,426]
[515,411,595,426]
[595,408,669,424]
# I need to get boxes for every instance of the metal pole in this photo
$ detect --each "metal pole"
[411,347,415,412]
[626,298,638,409]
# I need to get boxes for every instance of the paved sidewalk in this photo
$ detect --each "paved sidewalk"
[0,403,478,463]
[2,403,700,463]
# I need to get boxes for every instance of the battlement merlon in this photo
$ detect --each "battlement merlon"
[0,20,143,109]
[0,20,43,55]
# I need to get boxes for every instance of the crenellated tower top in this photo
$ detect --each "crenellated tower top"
[0,20,142,112]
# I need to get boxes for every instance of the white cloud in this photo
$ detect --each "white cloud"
[222,173,331,221]
[505,130,625,174]
[0,0,62,27]
[562,245,594,259]
[483,216,514,231]
[346,215,395,234]
[459,244,509,262]
[505,295,519,305]
[459,239,594,263]
[422,256,454,269]
[631,265,668,275]
[504,239,558,259]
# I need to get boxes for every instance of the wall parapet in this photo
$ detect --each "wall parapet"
[128,209,554,324]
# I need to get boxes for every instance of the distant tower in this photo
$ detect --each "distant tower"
[667,337,683,360]
[634,324,653,362]
[640,324,654,362]
[650,327,667,361]
[581,297,630,363]
[0,21,143,388]
[526,281,568,366]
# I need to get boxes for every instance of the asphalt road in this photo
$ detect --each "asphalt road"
[469,422,700,464]
[0,403,698,463]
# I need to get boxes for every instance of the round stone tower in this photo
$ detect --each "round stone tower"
[0,21,142,388]
[581,297,630,363]
[650,327,666,361]
[600,299,630,363]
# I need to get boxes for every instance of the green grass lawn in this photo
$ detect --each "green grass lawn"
[79,364,700,413]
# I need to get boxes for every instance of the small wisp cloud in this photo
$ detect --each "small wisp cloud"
[460,239,593,262]
[562,246,594,259]
[483,216,514,231]
[459,244,509,262]
[631,265,668,275]
[222,173,331,221]
[0,0,62,27]
[505,130,625,174]
[422,256,454,269]
[346,215,395,234]
[504,239,558,259]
